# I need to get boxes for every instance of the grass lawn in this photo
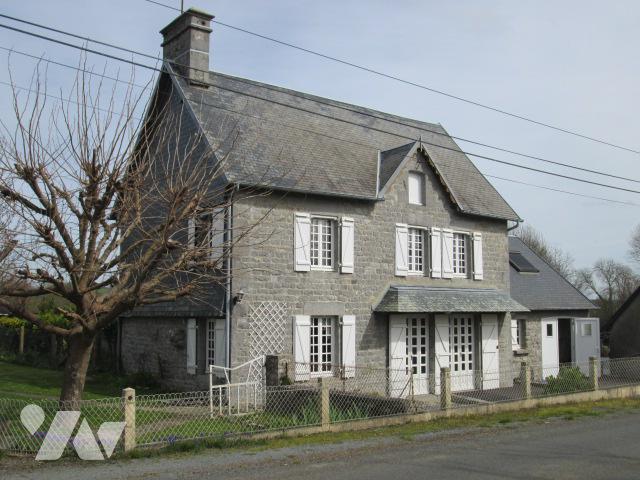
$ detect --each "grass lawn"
[0,361,157,400]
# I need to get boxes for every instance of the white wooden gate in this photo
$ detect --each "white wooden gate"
[481,314,500,389]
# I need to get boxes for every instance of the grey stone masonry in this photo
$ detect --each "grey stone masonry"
[230,148,512,373]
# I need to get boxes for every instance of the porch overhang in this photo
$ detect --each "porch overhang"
[374,286,529,313]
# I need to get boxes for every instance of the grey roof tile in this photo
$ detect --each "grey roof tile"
[173,68,521,221]
[374,286,528,313]
[509,237,595,311]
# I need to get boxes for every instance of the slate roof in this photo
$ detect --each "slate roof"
[609,286,640,326]
[170,66,521,221]
[509,237,595,311]
[374,286,528,313]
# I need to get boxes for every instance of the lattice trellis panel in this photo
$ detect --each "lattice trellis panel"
[249,301,288,358]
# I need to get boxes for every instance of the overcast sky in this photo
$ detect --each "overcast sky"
[1,0,638,269]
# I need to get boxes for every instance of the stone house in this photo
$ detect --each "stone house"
[508,237,598,378]
[118,8,535,394]
[608,286,640,358]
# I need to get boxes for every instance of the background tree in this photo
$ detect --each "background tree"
[513,224,575,281]
[630,224,640,267]
[0,63,262,405]
[575,259,640,332]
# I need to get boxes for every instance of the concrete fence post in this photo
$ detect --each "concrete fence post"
[589,356,599,391]
[318,377,330,429]
[521,361,532,400]
[440,367,452,410]
[122,387,136,452]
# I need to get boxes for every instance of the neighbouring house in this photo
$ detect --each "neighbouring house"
[119,8,536,394]
[608,286,640,358]
[508,237,598,378]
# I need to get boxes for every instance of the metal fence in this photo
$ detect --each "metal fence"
[3,356,640,455]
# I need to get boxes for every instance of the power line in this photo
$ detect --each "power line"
[0,45,151,91]
[485,174,639,207]
[2,22,640,197]
[140,0,640,156]
[2,15,639,185]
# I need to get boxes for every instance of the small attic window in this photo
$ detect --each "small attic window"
[509,251,539,273]
[408,171,425,205]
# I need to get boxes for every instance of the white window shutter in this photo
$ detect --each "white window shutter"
[395,223,408,277]
[341,315,356,378]
[293,315,311,381]
[210,207,226,265]
[511,319,519,350]
[187,217,196,249]
[434,314,450,394]
[473,232,483,280]
[389,316,410,398]
[430,228,442,278]
[294,213,311,272]
[186,318,197,375]
[214,319,226,367]
[481,314,500,389]
[442,228,454,279]
[340,217,355,274]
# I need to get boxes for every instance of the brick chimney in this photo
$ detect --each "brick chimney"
[160,8,214,86]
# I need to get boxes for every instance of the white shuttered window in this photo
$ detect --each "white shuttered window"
[408,172,425,205]
[407,228,425,275]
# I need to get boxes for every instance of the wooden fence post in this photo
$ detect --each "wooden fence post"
[589,356,599,391]
[440,367,451,410]
[318,377,330,429]
[18,326,25,355]
[122,387,136,452]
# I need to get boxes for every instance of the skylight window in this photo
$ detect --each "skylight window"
[509,252,539,273]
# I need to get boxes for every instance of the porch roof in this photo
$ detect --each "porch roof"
[374,286,529,313]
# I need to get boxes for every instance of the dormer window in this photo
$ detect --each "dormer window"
[408,171,425,205]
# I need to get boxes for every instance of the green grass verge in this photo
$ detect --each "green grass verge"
[0,361,160,399]
[119,397,640,460]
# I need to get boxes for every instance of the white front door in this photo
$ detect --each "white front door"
[541,318,559,378]
[450,315,475,391]
[573,318,600,375]
[389,316,429,397]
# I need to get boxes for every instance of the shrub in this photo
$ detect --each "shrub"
[544,366,591,395]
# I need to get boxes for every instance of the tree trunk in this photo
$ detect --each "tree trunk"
[59,331,96,409]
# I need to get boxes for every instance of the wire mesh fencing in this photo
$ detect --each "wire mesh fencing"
[4,356,640,454]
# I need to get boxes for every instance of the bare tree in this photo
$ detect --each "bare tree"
[0,63,262,405]
[630,224,640,267]
[575,259,640,329]
[513,224,575,281]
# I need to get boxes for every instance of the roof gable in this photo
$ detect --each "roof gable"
[169,65,520,220]
[509,237,595,311]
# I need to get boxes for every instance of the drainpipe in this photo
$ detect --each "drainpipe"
[507,220,521,232]
[225,185,239,371]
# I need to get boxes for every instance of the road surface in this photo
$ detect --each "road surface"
[3,410,640,479]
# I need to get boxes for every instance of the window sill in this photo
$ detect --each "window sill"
[310,267,335,272]
[513,349,529,357]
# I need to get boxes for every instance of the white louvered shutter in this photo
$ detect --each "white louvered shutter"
[210,207,226,265]
[293,315,311,381]
[395,223,408,277]
[511,319,519,350]
[389,316,410,398]
[434,314,450,394]
[340,217,355,274]
[294,213,311,272]
[442,229,454,279]
[186,318,197,375]
[187,217,196,250]
[341,315,356,378]
[481,314,500,389]
[214,319,226,367]
[473,232,484,280]
[430,228,442,278]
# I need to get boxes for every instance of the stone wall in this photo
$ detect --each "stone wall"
[230,149,511,374]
